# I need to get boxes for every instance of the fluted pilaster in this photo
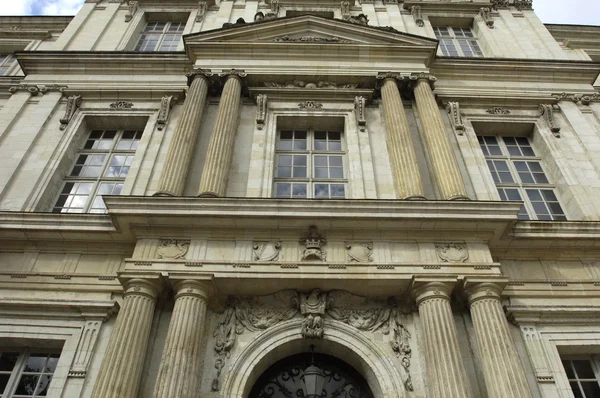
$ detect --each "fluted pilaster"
[466,282,532,398]
[153,280,213,398]
[413,281,473,398]
[411,74,469,200]
[378,75,425,199]
[198,70,245,197]
[154,70,211,196]
[91,279,161,398]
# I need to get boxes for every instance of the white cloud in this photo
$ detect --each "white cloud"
[0,0,83,16]
[0,0,30,15]
[535,0,600,25]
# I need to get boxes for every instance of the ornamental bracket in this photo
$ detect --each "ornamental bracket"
[539,104,561,138]
[446,102,465,135]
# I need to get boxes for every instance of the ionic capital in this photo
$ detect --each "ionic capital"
[409,72,437,89]
[122,278,163,300]
[412,279,456,306]
[172,279,216,301]
[376,71,403,82]
[464,280,507,305]
[186,68,213,86]
[219,68,247,81]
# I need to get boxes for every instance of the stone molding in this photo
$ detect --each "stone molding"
[8,84,67,96]
[553,91,600,105]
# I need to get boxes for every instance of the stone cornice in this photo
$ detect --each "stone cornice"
[403,0,497,14]
[0,16,72,34]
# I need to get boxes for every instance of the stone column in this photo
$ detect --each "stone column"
[154,69,211,196]
[91,279,162,398]
[411,73,469,200]
[378,73,425,199]
[198,69,246,197]
[153,280,214,398]
[465,281,532,398]
[412,280,473,398]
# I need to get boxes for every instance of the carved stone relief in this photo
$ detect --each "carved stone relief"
[411,6,424,27]
[345,241,373,263]
[270,0,279,14]
[253,240,281,261]
[273,36,351,43]
[9,84,41,96]
[354,96,367,132]
[553,92,600,105]
[435,242,469,263]
[300,289,326,339]
[157,239,190,259]
[125,1,138,22]
[298,101,324,110]
[60,95,82,131]
[256,94,267,130]
[446,101,465,135]
[300,226,326,261]
[486,106,510,115]
[156,95,175,131]
[109,101,133,109]
[348,14,369,26]
[264,81,359,89]
[520,325,555,383]
[69,320,102,377]
[196,1,207,22]
[341,1,350,20]
[539,104,561,137]
[480,7,494,28]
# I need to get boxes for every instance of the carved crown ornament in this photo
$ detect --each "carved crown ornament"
[211,289,413,392]
[300,226,327,260]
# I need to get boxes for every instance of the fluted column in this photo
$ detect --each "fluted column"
[198,69,246,197]
[413,280,473,398]
[154,69,211,196]
[153,280,214,398]
[411,73,469,200]
[91,279,161,398]
[378,73,425,199]
[465,281,532,398]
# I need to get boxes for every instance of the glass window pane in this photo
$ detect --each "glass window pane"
[572,360,596,379]
[0,352,19,371]
[330,168,343,179]
[46,355,59,373]
[314,168,328,178]
[329,156,343,167]
[35,375,52,396]
[580,381,600,397]
[25,355,46,373]
[278,155,292,166]
[292,184,306,197]
[293,166,306,178]
[331,184,345,198]
[314,184,329,198]
[280,131,293,140]
[314,156,327,167]
[277,167,291,178]
[0,373,10,394]
[526,189,542,201]
[532,202,549,215]
[541,190,558,201]
[15,374,39,395]
[293,156,307,166]
[570,382,584,398]
[276,183,291,197]
[519,172,535,184]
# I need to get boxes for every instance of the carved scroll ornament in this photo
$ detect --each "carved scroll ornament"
[411,6,424,27]
[341,1,350,20]
[156,95,175,131]
[196,1,207,22]
[480,7,494,28]
[125,1,138,22]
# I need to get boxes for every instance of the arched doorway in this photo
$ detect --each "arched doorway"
[249,352,375,398]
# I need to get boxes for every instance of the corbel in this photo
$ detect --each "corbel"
[270,0,279,15]
[125,1,138,23]
[411,6,424,27]
[60,95,82,131]
[520,325,555,384]
[341,1,350,20]
[354,96,366,132]
[480,8,494,28]
[156,95,176,131]
[256,94,268,130]
[539,104,560,138]
[445,102,465,135]
[196,1,207,22]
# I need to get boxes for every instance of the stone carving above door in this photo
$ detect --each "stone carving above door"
[300,289,326,338]
[157,239,190,259]
[435,242,469,263]
[253,240,282,261]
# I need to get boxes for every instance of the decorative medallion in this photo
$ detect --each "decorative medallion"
[486,107,511,115]
[345,241,373,263]
[157,239,190,259]
[300,226,327,261]
[298,101,324,110]
[253,240,282,261]
[435,242,469,263]
[109,101,134,109]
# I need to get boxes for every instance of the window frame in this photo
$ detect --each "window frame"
[0,54,16,76]
[433,26,483,57]
[273,128,347,199]
[0,349,61,398]
[52,129,143,214]
[478,135,567,221]
[561,357,600,398]
[134,20,185,52]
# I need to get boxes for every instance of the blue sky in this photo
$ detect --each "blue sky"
[1,0,599,26]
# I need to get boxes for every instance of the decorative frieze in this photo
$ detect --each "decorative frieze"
[514,0,533,11]
[125,1,138,22]
[446,101,465,135]
[196,1,207,22]
[253,240,281,261]
[9,84,41,96]
[345,241,373,262]
[491,0,510,9]
[300,289,326,339]
[486,106,511,115]
[300,226,326,261]
[264,81,359,89]
[273,36,351,43]
[354,96,367,132]
[255,94,267,130]
[553,92,600,105]
[298,101,323,110]
[60,95,82,131]
[157,239,190,259]
[156,95,175,131]
[480,7,494,28]
[539,104,561,138]
[435,242,469,263]
[109,101,133,109]
[411,6,424,27]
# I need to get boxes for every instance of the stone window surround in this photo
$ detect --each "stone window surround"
[26,107,158,213]
[245,102,377,199]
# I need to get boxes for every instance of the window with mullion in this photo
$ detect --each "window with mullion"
[0,350,60,397]
[433,26,482,57]
[53,129,142,214]
[0,54,15,76]
[134,21,185,52]
[274,130,346,199]
[562,358,600,398]
[478,135,566,221]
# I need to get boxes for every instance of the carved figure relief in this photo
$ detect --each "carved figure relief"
[253,240,281,261]
[156,95,175,131]
[345,241,373,262]
[270,0,279,14]
[264,81,359,89]
[273,36,351,43]
[196,1,207,22]
[256,94,267,130]
[354,96,367,132]
[411,6,424,27]
[300,289,327,339]
[125,1,138,22]
[480,7,494,28]
[539,104,561,137]
[486,106,511,115]
[109,101,134,109]
[60,95,82,131]
[435,242,469,263]
[300,226,327,261]
[348,14,368,26]
[446,101,465,135]
[298,101,324,110]
[157,239,190,259]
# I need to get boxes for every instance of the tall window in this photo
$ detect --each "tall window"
[0,350,60,397]
[274,130,346,199]
[134,21,185,52]
[479,136,566,220]
[433,27,482,57]
[53,129,142,214]
[0,54,15,76]
[562,358,600,398]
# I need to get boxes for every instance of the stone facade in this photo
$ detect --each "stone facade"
[0,0,599,397]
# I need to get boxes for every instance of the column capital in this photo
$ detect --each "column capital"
[463,278,509,305]
[218,68,247,80]
[411,277,457,305]
[409,72,437,89]
[376,71,403,81]
[172,279,217,301]
[186,68,213,86]
[121,276,164,300]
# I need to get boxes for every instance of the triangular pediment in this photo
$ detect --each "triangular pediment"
[184,15,438,47]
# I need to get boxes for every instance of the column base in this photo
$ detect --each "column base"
[198,192,220,198]
[448,195,470,201]
[153,191,176,197]
[403,195,427,200]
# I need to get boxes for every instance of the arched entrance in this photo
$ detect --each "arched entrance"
[249,352,375,398]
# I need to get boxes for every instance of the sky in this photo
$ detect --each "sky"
[0,0,599,26]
